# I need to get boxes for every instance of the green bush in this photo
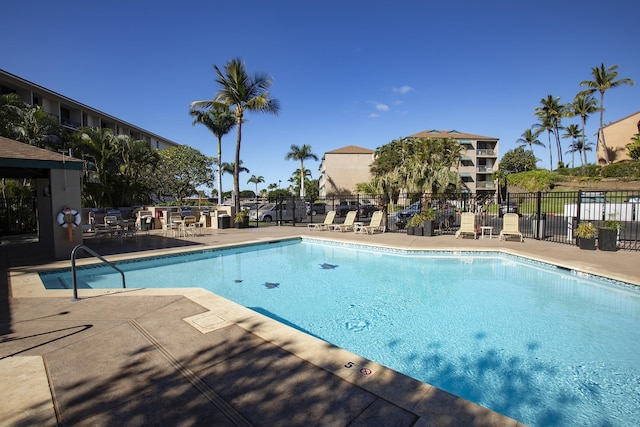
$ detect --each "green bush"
[556,164,601,177]
[506,170,558,192]
[601,162,640,178]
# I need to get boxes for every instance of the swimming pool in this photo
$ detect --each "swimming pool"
[40,239,640,426]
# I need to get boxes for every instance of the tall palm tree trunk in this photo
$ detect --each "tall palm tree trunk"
[299,160,305,198]
[216,136,223,205]
[547,131,553,171]
[597,91,610,164]
[234,115,243,215]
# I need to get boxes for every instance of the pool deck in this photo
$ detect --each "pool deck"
[2,226,638,426]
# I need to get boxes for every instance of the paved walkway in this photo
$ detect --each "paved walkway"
[2,226,638,426]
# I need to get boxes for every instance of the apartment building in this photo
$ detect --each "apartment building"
[318,131,499,199]
[408,129,499,195]
[318,145,375,198]
[597,110,640,164]
[0,69,179,150]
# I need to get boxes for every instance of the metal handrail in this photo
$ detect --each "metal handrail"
[70,244,126,300]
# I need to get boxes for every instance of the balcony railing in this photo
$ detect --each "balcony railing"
[62,118,82,129]
[476,182,496,189]
[476,149,496,156]
[477,166,493,173]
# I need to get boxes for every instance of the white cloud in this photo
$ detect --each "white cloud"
[376,103,390,111]
[393,85,414,95]
[369,113,379,118]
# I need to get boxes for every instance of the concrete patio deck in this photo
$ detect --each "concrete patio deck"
[2,225,638,426]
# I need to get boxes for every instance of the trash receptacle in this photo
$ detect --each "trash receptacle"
[532,212,546,239]
[218,214,231,229]
[141,216,153,231]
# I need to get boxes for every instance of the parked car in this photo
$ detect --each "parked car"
[334,200,359,217]
[105,208,122,219]
[581,192,606,203]
[358,204,378,218]
[179,206,193,217]
[499,202,518,217]
[250,202,302,222]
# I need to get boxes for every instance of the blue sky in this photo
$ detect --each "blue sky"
[3,1,638,193]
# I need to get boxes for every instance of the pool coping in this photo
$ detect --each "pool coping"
[8,233,639,426]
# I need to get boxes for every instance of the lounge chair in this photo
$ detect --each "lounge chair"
[357,211,385,234]
[308,210,336,231]
[499,213,524,242]
[330,210,357,232]
[455,212,477,239]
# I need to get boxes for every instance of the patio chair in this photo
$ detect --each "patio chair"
[455,212,477,239]
[358,211,385,234]
[196,214,208,235]
[499,213,524,242]
[307,210,336,231]
[183,215,197,236]
[160,217,177,237]
[330,210,357,232]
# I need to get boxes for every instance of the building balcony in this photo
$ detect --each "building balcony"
[476,149,496,157]
[62,118,82,129]
[477,166,493,173]
[476,182,496,189]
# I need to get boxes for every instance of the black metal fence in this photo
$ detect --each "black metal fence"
[291,189,640,251]
[0,197,38,235]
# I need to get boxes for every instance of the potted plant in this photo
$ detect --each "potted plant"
[234,209,250,229]
[574,222,596,250]
[406,214,422,236]
[420,208,437,236]
[598,220,620,251]
[407,209,436,236]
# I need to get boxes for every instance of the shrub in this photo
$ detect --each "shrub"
[575,222,596,239]
[601,162,640,178]
[507,170,558,192]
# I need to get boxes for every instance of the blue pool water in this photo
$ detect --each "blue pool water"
[40,239,640,426]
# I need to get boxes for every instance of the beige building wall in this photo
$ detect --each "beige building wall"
[318,146,374,197]
[598,111,640,164]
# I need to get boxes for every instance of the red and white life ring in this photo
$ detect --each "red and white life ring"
[57,206,81,228]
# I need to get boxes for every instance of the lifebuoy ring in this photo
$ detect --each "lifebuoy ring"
[57,206,81,228]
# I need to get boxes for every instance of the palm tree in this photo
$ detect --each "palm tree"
[76,127,119,206]
[221,161,249,204]
[192,57,280,215]
[562,124,581,168]
[566,137,594,167]
[189,104,236,205]
[285,144,318,198]
[533,117,554,171]
[534,95,565,169]
[516,128,545,153]
[569,93,598,167]
[247,174,264,200]
[579,63,635,164]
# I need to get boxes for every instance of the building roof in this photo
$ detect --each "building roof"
[0,136,83,178]
[325,145,375,154]
[408,129,498,141]
[1,68,180,147]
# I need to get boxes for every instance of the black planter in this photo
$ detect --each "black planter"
[415,227,424,236]
[406,226,415,235]
[423,220,435,236]
[598,228,618,251]
[577,237,596,250]
[235,216,250,229]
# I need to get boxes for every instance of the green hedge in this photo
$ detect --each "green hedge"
[601,162,640,178]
